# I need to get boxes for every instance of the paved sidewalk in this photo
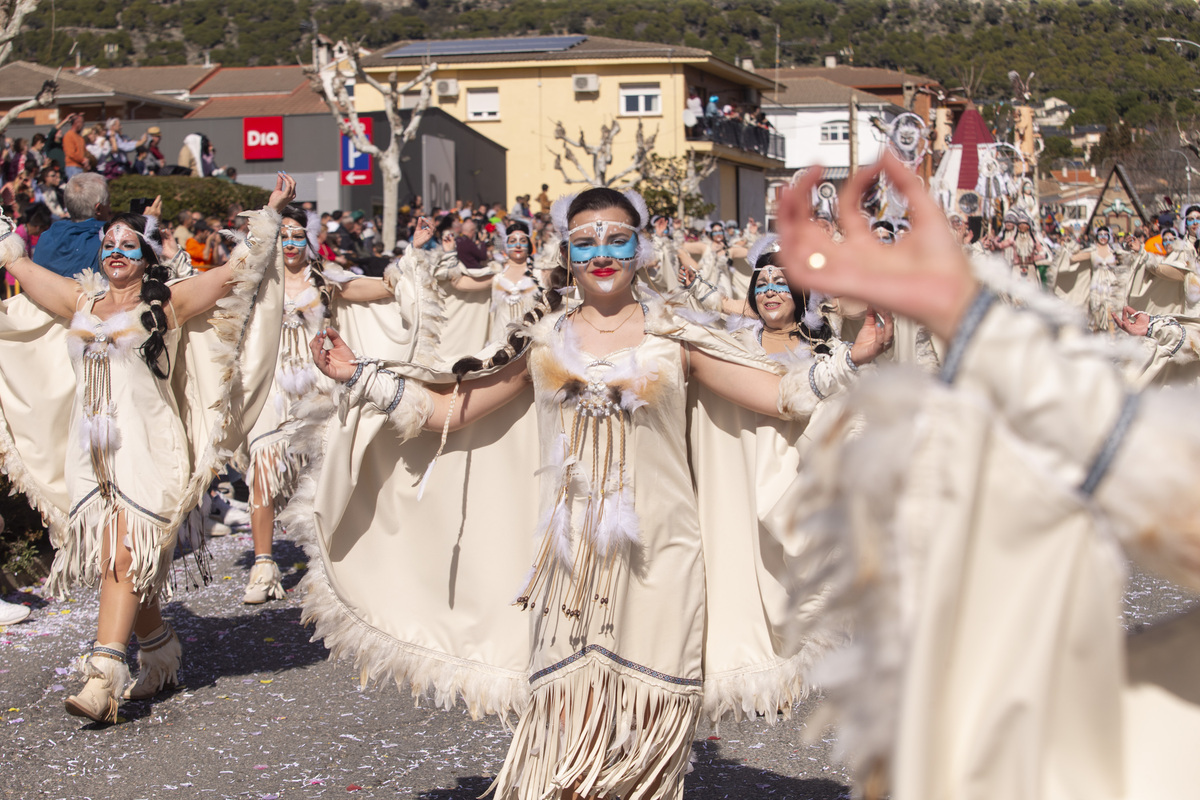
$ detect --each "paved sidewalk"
[0,534,854,799]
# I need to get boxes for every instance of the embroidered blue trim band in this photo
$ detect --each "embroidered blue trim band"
[939,289,997,385]
[91,645,127,662]
[808,362,826,400]
[345,362,365,389]
[1080,392,1140,497]
[380,370,406,415]
[69,486,169,524]
[530,644,702,687]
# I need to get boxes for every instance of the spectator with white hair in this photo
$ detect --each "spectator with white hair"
[30,172,111,277]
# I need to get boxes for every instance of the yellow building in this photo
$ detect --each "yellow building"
[352,35,783,223]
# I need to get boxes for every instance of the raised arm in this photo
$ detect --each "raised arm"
[689,347,783,416]
[2,253,82,318]
[168,173,295,326]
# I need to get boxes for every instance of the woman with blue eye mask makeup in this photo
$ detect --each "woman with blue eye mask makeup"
[1054,224,1135,331]
[238,204,395,608]
[299,186,895,800]
[0,175,297,723]
[487,220,540,342]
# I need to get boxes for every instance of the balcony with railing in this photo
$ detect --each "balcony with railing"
[686,116,785,161]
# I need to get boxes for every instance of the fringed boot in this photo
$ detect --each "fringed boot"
[243,554,286,605]
[124,622,181,700]
[64,643,130,723]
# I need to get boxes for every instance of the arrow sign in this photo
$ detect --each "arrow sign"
[341,117,374,186]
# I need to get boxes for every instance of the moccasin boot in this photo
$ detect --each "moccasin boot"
[64,644,129,723]
[124,623,182,700]
[243,555,286,605]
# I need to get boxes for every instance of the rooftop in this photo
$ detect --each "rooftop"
[760,77,897,108]
[0,61,196,109]
[756,65,938,90]
[186,83,329,118]
[360,34,773,89]
[189,65,309,98]
[94,65,218,97]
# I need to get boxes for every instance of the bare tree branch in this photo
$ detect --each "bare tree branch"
[549,118,652,188]
[306,38,436,250]
[0,0,38,67]
[0,74,56,136]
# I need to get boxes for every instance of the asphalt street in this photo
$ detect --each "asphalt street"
[0,532,1195,800]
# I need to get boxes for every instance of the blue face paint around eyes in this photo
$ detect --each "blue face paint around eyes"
[280,234,308,245]
[754,283,791,296]
[101,246,143,261]
[507,240,531,252]
[568,236,638,266]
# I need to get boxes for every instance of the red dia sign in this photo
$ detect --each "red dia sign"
[243,116,284,160]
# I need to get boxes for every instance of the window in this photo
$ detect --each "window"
[820,121,850,143]
[467,88,500,121]
[619,83,661,117]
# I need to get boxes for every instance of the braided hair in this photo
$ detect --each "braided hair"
[102,213,172,379]
[281,205,332,325]
[747,251,831,355]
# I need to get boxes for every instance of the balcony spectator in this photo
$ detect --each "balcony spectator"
[30,172,110,277]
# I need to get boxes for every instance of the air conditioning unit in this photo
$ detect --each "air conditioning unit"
[436,78,459,97]
[573,74,599,93]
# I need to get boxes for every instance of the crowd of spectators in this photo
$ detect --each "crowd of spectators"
[685,88,776,155]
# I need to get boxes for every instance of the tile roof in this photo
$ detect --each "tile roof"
[189,65,309,98]
[756,65,937,90]
[361,35,712,68]
[185,85,329,118]
[0,61,196,109]
[94,65,218,96]
[760,77,895,108]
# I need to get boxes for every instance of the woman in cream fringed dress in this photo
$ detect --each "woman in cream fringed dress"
[486,221,540,343]
[689,235,888,723]
[0,174,296,723]
[240,205,394,605]
[302,187,892,800]
[769,156,1200,800]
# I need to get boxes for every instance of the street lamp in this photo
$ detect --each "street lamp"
[1158,36,1200,54]
[1167,148,1195,209]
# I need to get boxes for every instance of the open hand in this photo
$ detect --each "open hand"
[309,328,359,382]
[776,154,978,342]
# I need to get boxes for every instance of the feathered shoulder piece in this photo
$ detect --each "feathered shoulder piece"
[77,268,110,298]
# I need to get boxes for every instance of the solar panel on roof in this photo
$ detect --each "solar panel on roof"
[384,36,587,59]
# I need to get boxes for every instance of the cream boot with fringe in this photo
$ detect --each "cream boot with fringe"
[65,644,130,723]
[124,623,181,700]
[243,555,286,604]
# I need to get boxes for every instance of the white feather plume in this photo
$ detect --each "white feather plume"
[592,483,640,557]
[746,233,780,269]
[305,210,322,259]
[79,402,121,454]
[550,195,575,236]
[622,188,650,228]
[1187,273,1200,305]
[276,363,318,398]
[140,215,165,260]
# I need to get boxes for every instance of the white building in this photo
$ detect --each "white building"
[1035,96,1074,127]
[761,77,903,178]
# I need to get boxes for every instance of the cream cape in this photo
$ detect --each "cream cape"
[1125,249,1198,317]
[773,295,1200,799]
[489,271,538,343]
[285,291,839,800]
[689,322,858,724]
[0,209,283,599]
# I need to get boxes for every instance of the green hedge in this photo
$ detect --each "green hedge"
[108,175,271,220]
[0,475,48,581]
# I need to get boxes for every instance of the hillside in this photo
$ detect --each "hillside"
[12,0,1200,125]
